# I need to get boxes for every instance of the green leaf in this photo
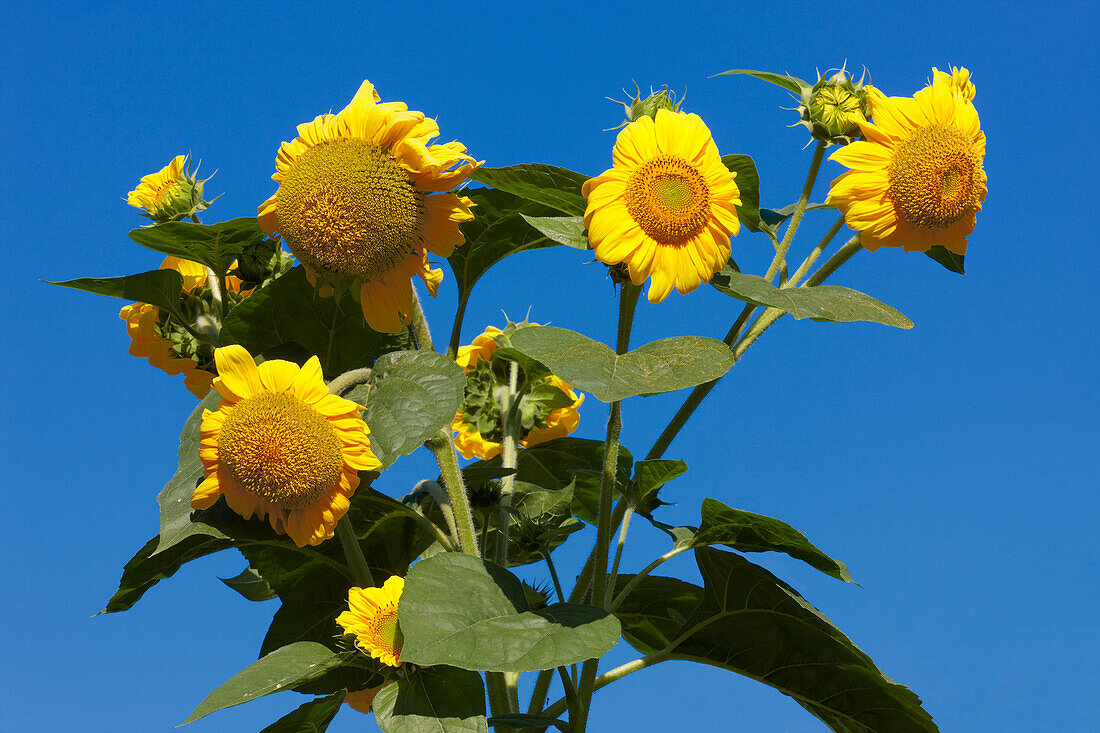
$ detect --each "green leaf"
[362,350,466,468]
[683,548,938,732]
[612,574,704,655]
[508,326,737,402]
[721,154,762,232]
[399,553,620,672]
[103,534,231,613]
[759,202,836,228]
[925,245,966,275]
[129,217,267,275]
[516,438,633,491]
[488,714,568,731]
[714,69,809,96]
[258,690,346,733]
[709,270,913,328]
[447,188,562,312]
[471,164,589,216]
[220,566,277,602]
[520,215,589,250]
[221,267,413,378]
[374,666,487,733]
[49,269,186,321]
[184,642,350,724]
[690,498,853,582]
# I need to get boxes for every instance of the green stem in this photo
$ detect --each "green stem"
[410,287,434,352]
[541,649,672,721]
[543,551,565,603]
[785,214,846,288]
[765,139,827,284]
[497,361,521,566]
[447,292,471,359]
[486,672,513,717]
[335,515,375,587]
[604,507,633,606]
[425,430,480,556]
[527,669,554,717]
[804,235,863,286]
[574,281,640,732]
[326,367,372,398]
[609,545,691,612]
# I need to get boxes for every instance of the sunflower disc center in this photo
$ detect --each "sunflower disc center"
[276,138,425,282]
[888,124,982,230]
[624,154,711,244]
[218,391,344,510]
[367,607,404,659]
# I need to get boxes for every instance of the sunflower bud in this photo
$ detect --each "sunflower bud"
[798,67,870,145]
[612,84,682,127]
[127,155,216,223]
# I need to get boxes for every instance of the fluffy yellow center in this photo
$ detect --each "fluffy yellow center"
[276,138,425,282]
[624,154,711,244]
[362,605,403,662]
[217,391,344,510]
[888,124,982,230]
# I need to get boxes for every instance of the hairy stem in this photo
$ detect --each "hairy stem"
[425,430,479,556]
[335,516,375,588]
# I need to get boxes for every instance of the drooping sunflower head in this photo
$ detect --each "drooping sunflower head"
[258,80,481,333]
[192,345,381,546]
[826,70,987,255]
[127,155,211,222]
[582,108,741,303]
[452,326,584,461]
[932,66,976,103]
[337,576,406,668]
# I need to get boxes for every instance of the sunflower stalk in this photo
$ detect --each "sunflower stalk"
[496,361,521,566]
[765,139,827,284]
[335,515,375,588]
[424,429,480,557]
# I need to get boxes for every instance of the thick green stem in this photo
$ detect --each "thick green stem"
[447,292,471,359]
[425,430,479,556]
[335,515,375,587]
[486,672,513,717]
[497,361,521,566]
[527,669,555,717]
[544,552,565,603]
[604,507,633,606]
[326,367,372,398]
[410,288,434,352]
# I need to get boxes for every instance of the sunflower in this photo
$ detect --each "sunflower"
[127,154,209,222]
[582,108,741,303]
[192,345,381,547]
[826,70,986,255]
[337,576,406,668]
[258,79,480,333]
[932,66,976,103]
[452,326,584,461]
[118,256,246,398]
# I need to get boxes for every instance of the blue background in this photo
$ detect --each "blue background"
[3,1,1096,731]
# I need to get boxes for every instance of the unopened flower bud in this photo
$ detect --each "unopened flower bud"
[798,66,871,145]
[127,155,216,223]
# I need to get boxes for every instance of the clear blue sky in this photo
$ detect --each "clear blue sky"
[3,1,1097,731]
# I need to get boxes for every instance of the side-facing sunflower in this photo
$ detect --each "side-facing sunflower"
[119,256,247,398]
[582,108,741,303]
[127,154,210,222]
[337,576,406,668]
[192,345,381,547]
[258,79,481,333]
[827,69,986,255]
[452,326,584,461]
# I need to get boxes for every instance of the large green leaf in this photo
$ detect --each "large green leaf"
[630,459,687,516]
[517,438,633,492]
[361,350,466,468]
[447,188,562,313]
[612,574,704,655]
[259,690,346,733]
[662,498,853,583]
[721,154,762,232]
[508,326,737,402]
[49,269,186,321]
[220,267,413,378]
[184,642,350,724]
[521,214,588,249]
[220,565,277,602]
[399,553,620,672]
[374,666,487,733]
[471,164,589,216]
[925,245,965,275]
[714,69,809,96]
[103,534,231,613]
[709,270,913,328]
[683,548,937,732]
[129,217,267,275]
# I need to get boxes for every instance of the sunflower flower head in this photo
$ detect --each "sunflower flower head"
[583,108,741,302]
[826,70,987,256]
[258,79,481,334]
[192,345,382,546]
[452,325,584,461]
[127,155,214,222]
[800,67,871,145]
[931,66,976,103]
[119,256,250,397]
[337,576,406,668]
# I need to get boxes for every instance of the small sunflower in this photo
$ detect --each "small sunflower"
[452,326,584,461]
[192,345,381,547]
[337,576,406,668]
[582,108,741,303]
[119,256,246,398]
[127,154,210,222]
[258,79,481,333]
[827,70,987,255]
